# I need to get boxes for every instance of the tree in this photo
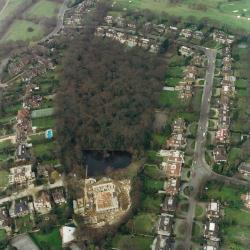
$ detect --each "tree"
[56,35,166,169]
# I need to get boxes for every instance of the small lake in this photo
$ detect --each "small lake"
[84,151,132,176]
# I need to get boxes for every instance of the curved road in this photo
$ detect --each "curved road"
[39,0,69,43]
[182,46,250,249]
[0,0,68,77]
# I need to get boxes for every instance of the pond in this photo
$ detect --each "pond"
[84,151,132,176]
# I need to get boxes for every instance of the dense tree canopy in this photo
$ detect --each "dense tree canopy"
[56,36,165,166]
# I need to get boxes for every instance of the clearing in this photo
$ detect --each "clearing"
[2,19,44,42]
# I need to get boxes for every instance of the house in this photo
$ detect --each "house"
[215,128,229,144]
[169,26,178,31]
[16,144,29,161]
[60,226,76,247]
[213,147,227,163]
[151,235,172,250]
[0,207,11,232]
[179,46,194,57]
[212,30,234,44]
[166,133,187,150]
[138,37,150,49]
[37,165,49,179]
[191,54,207,67]
[162,196,177,213]
[34,191,52,214]
[9,164,35,186]
[203,245,218,250]
[193,30,204,40]
[212,30,227,44]
[10,199,31,218]
[157,214,174,237]
[239,162,250,176]
[180,28,192,38]
[126,35,138,47]
[150,43,160,53]
[162,161,182,178]
[17,108,30,124]
[153,24,166,35]
[165,178,180,195]
[73,198,85,215]
[204,220,220,241]
[240,193,250,209]
[206,201,220,219]
[104,15,113,25]
[51,188,66,205]
[162,151,183,178]
[115,16,125,27]
[172,118,186,134]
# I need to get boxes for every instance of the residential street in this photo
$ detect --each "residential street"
[182,45,250,249]
[0,179,64,206]
[182,47,217,250]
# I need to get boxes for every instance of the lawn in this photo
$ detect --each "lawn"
[32,116,55,129]
[0,0,31,23]
[205,181,245,204]
[159,91,185,108]
[165,77,182,87]
[112,234,153,250]
[141,195,163,213]
[116,0,250,32]
[224,208,250,226]
[31,228,62,250]
[127,213,157,235]
[31,108,54,119]
[33,141,56,160]
[16,215,34,233]
[228,147,242,165]
[236,79,248,89]
[221,208,250,249]
[167,67,184,78]
[26,0,60,18]
[0,229,6,241]
[0,170,9,189]
[2,19,44,42]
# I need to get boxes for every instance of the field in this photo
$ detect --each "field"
[115,0,250,32]
[26,0,60,18]
[0,170,9,189]
[2,20,44,42]
[0,0,62,43]
[0,0,31,24]
[222,208,250,249]
[32,116,55,129]
[126,213,157,235]
[31,228,62,250]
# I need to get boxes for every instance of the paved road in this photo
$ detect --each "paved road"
[0,179,64,206]
[0,0,68,79]
[39,0,68,43]
[183,47,217,250]
[182,46,250,249]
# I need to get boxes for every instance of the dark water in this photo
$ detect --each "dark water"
[84,151,132,176]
